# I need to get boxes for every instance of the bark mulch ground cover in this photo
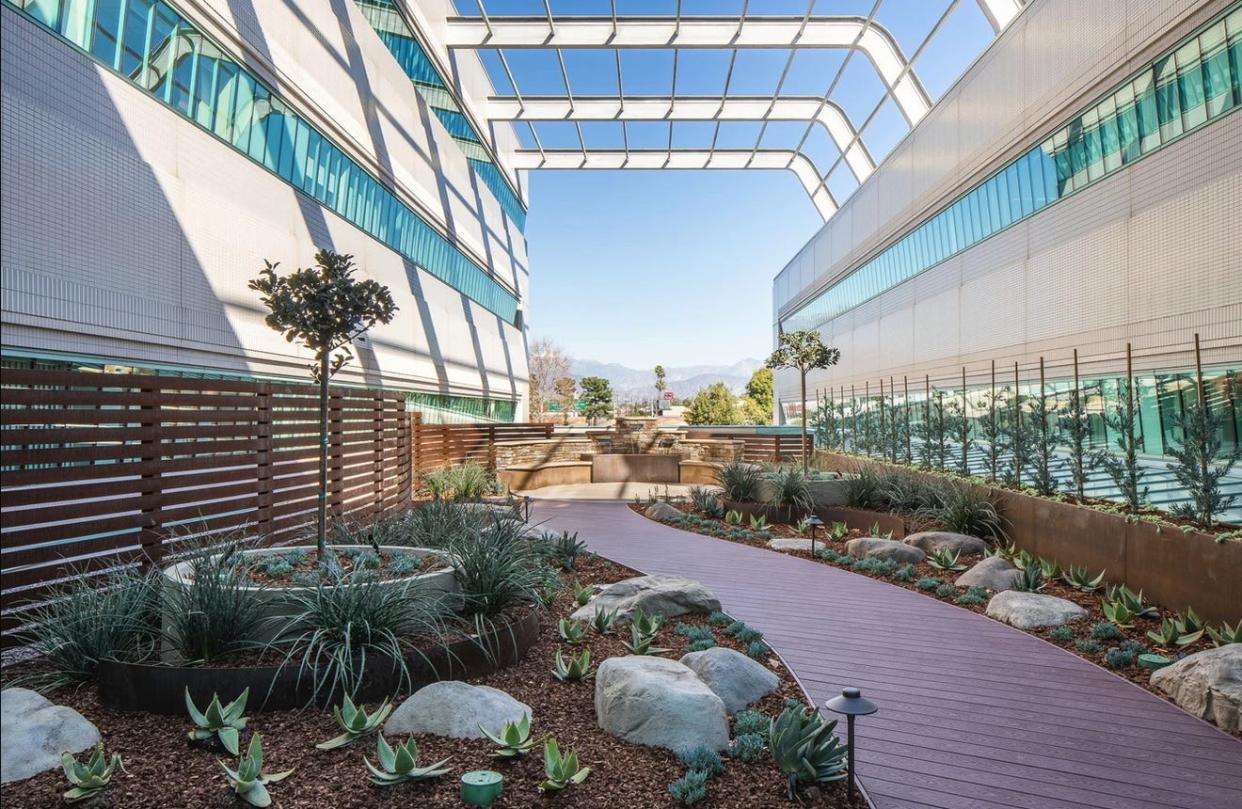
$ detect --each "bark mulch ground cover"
[630,502,1225,708]
[2,553,865,808]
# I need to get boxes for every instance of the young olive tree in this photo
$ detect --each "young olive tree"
[765,330,841,473]
[1166,398,1240,528]
[249,249,397,559]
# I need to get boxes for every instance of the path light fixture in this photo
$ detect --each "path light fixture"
[523,495,533,523]
[806,515,824,556]
[824,687,878,801]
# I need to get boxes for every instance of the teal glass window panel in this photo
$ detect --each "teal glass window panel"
[119,0,152,76]
[1133,73,1161,152]
[1154,55,1184,139]
[90,0,124,67]
[1177,38,1208,129]
[24,0,59,26]
[1200,23,1233,115]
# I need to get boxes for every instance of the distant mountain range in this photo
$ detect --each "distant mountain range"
[569,358,762,402]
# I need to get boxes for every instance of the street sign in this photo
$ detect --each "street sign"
[663,391,674,400]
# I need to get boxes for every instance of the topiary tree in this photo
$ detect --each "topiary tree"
[578,376,614,425]
[766,330,840,473]
[249,249,397,560]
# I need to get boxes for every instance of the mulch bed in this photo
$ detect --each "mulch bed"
[631,503,1224,711]
[2,554,864,808]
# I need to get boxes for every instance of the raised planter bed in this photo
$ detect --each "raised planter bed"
[722,499,907,537]
[755,475,853,507]
[97,607,540,714]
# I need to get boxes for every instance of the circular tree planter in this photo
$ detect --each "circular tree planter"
[97,607,540,714]
[160,545,460,646]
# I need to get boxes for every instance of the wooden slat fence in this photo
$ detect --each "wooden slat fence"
[0,368,411,644]
[411,415,552,476]
[684,429,813,463]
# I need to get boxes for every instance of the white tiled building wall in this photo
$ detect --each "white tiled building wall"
[0,1,531,416]
[772,0,1241,408]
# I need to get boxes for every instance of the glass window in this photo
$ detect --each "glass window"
[1096,97,1122,173]
[1177,38,1208,128]
[91,0,125,68]
[1132,72,1161,153]
[1198,22,1233,117]
[1154,54,1184,140]
[1114,83,1140,163]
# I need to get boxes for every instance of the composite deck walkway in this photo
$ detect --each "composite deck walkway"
[531,499,1242,809]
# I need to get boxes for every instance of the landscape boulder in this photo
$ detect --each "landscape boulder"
[1,688,100,784]
[679,647,779,714]
[985,591,1086,629]
[570,575,720,623]
[595,656,729,751]
[385,681,529,739]
[644,502,684,523]
[903,531,988,557]
[956,556,1021,592]
[768,537,815,552]
[1149,644,1242,734]
[844,537,925,564]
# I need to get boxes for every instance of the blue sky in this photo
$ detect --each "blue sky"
[459,1,998,366]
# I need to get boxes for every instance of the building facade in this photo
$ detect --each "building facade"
[1,0,531,422]
[772,0,1241,473]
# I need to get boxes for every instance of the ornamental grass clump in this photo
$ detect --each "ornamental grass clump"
[733,710,769,738]
[448,519,545,618]
[765,467,813,514]
[728,734,766,763]
[679,745,725,777]
[164,539,271,665]
[922,481,1007,541]
[669,769,709,806]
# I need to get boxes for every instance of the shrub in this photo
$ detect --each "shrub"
[668,769,709,806]
[921,481,1007,540]
[746,640,770,658]
[164,542,269,664]
[679,745,725,777]
[954,591,985,606]
[17,567,157,688]
[715,462,764,503]
[935,583,956,598]
[690,486,725,518]
[539,531,587,571]
[708,611,731,626]
[916,576,941,591]
[728,733,766,763]
[1075,639,1103,654]
[765,467,812,513]
[421,461,496,502]
[1048,626,1073,643]
[733,710,769,738]
[449,519,545,617]
[1104,646,1137,669]
[1090,622,1123,641]
[893,564,916,582]
[687,638,716,652]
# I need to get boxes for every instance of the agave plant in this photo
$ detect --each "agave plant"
[479,715,541,758]
[768,704,847,799]
[749,514,769,531]
[589,605,619,634]
[1171,608,1205,646]
[558,618,586,645]
[630,608,665,637]
[61,742,123,804]
[1146,619,1182,647]
[539,738,590,792]
[572,582,593,607]
[365,735,452,786]
[1061,565,1106,592]
[1039,558,1062,580]
[1104,584,1159,619]
[926,548,966,572]
[1207,620,1242,647]
[219,733,294,807]
[1101,598,1138,629]
[724,509,743,526]
[186,688,249,755]
[552,647,594,681]
[316,695,392,750]
[623,623,671,656]
[795,516,814,535]
[829,521,849,540]
[1012,563,1045,593]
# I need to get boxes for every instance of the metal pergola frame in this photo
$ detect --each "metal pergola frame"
[441,0,1022,220]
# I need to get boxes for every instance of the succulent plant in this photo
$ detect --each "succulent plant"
[768,704,847,799]
[61,742,122,804]
[687,638,716,652]
[623,623,670,656]
[724,509,743,526]
[679,744,725,777]
[364,735,451,786]
[916,576,941,591]
[552,647,594,681]
[707,611,731,626]
[1146,618,1181,647]
[479,715,540,758]
[927,548,967,572]
[590,605,619,634]
[1104,584,1159,619]
[1101,598,1138,629]
[733,710,768,738]
[1061,565,1105,592]
[316,695,392,750]
[186,688,249,755]
[728,733,766,763]
[668,769,709,805]
[749,514,768,530]
[1206,620,1242,647]
[539,738,590,792]
[558,618,586,645]
[1048,625,1073,643]
[1012,563,1045,593]
[746,639,770,658]
[829,521,849,540]
[1038,558,1062,580]
[631,608,665,637]
[572,581,593,607]
[1090,622,1123,642]
[1171,607,1205,646]
[219,733,294,807]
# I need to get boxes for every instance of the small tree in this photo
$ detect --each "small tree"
[976,390,1005,482]
[1058,385,1090,499]
[684,383,742,426]
[945,396,973,476]
[1166,398,1240,528]
[249,249,397,559]
[578,376,614,425]
[931,391,948,470]
[529,338,570,420]
[653,365,667,414]
[741,368,774,425]
[1000,393,1035,488]
[1028,384,1060,495]
[554,376,576,425]
[1092,377,1147,514]
[766,331,840,473]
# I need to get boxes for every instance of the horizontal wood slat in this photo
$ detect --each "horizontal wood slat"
[1,369,411,645]
[410,415,553,476]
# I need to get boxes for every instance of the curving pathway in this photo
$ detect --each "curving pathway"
[531,499,1242,809]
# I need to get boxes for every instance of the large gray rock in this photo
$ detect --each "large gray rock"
[985,591,1086,629]
[571,575,720,623]
[844,537,925,564]
[680,647,778,714]
[385,681,529,739]
[956,556,1021,592]
[1,688,100,783]
[644,502,685,522]
[768,537,815,552]
[1150,644,1242,734]
[903,531,988,557]
[595,656,729,752]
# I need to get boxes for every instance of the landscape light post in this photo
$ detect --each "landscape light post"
[825,687,878,801]
[806,515,824,556]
